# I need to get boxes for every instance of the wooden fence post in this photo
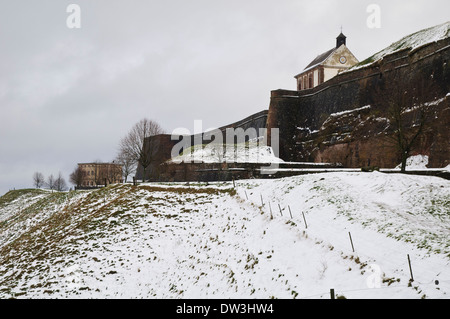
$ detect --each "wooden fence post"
[288,205,293,219]
[278,204,283,216]
[330,289,335,299]
[269,202,273,219]
[302,211,308,229]
[407,254,414,282]
[349,232,355,252]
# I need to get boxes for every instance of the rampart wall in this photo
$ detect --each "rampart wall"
[136,110,269,181]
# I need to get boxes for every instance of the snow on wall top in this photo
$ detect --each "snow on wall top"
[169,142,284,164]
[347,21,450,72]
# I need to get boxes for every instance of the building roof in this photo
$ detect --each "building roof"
[303,47,336,71]
[294,47,336,78]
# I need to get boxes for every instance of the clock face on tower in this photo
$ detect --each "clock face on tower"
[339,56,347,64]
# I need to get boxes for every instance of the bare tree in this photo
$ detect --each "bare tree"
[119,118,164,182]
[46,174,56,192]
[384,80,433,172]
[108,163,123,184]
[98,162,123,185]
[54,172,68,192]
[92,160,105,186]
[69,166,83,188]
[115,151,137,183]
[33,172,45,189]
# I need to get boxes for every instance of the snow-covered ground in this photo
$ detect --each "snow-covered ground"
[170,142,284,164]
[0,171,449,299]
[395,155,430,170]
[385,155,450,172]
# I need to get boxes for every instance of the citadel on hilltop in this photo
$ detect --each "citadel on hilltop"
[136,22,450,182]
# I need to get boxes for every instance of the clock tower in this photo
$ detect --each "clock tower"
[336,32,347,48]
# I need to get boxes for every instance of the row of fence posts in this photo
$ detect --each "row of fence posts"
[239,182,416,299]
[255,191,309,228]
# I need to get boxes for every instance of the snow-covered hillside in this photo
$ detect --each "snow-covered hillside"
[0,172,449,299]
[348,20,450,70]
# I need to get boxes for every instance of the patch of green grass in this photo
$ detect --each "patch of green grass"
[356,56,375,67]
[0,189,46,208]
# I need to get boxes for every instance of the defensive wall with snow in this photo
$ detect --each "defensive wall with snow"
[135,110,269,181]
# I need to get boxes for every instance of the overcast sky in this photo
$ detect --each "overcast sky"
[0,0,449,195]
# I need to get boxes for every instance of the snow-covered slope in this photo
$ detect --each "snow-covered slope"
[170,142,284,164]
[0,172,449,299]
[349,21,450,71]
